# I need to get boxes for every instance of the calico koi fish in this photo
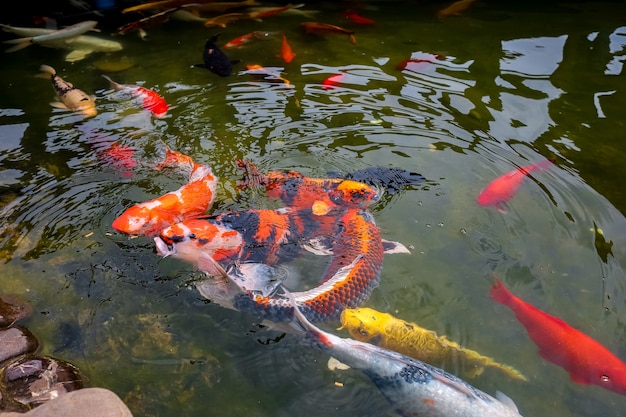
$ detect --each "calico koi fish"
[3,20,99,52]
[38,64,97,117]
[278,34,295,63]
[491,278,626,396]
[477,159,553,209]
[237,160,378,214]
[194,33,238,76]
[112,151,217,236]
[339,307,527,381]
[227,208,386,322]
[102,75,169,119]
[288,295,525,417]
[224,31,276,49]
[300,22,356,44]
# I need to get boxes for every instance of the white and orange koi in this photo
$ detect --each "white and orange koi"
[102,75,169,119]
[112,150,217,236]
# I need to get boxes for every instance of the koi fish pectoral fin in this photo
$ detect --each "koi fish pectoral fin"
[301,237,334,256]
[228,262,289,297]
[382,239,411,254]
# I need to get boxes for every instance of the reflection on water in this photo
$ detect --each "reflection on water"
[1,2,626,416]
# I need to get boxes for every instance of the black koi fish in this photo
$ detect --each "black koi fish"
[194,33,239,76]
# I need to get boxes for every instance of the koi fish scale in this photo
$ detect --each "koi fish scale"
[232,209,384,322]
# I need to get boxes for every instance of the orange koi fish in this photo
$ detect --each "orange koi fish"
[193,208,385,322]
[116,7,176,38]
[223,31,276,48]
[203,12,249,28]
[322,73,345,89]
[237,160,378,214]
[436,0,477,19]
[245,64,291,85]
[102,75,169,119]
[300,22,356,44]
[476,159,553,209]
[343,9,374,26]
[278,33,295,63]
[396,53,443,71]
[248,3,303,20]
[112,151,217,236]
[491,278,626,396]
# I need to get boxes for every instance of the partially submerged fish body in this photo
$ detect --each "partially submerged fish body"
[112,162,217,236]
[102,75,169,118]
[1,24,122,62]
[3,20,99,52]
[231,208,385,322]
[237,160,378,214]
[195,34,237,76]
[340,308,527,381]
[290,299,524,417]
[38,64,97,117]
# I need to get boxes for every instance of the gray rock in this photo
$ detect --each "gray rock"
[0,327,39,365]
[0,387,133,417]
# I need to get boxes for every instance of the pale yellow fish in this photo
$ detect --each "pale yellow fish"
[204,12,250,28]
[436,0,477,19]
[339,307,527,381]
[3,20,99,52]
[38,64,97,118]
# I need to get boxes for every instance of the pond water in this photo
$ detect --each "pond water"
[2,1,626,416]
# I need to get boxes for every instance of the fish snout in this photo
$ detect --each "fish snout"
[154,237,175,257]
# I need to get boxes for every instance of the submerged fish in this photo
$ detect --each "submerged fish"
[339,307,527,381]
[0,24,122,62]
[300,22,356,44]
[102,75,169,119]
[194,33,238,76]
[477,159,553,209]
[278,33,295,63]
[38,64,97,117]
[288,295,525,417]
[3,20,99,52]
[224,31,276,48]
[491,277,626,396]
[436,0,477,19]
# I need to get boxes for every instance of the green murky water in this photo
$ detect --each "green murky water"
[2,1,626,416]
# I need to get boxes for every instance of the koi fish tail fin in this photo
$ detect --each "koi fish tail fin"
[4,37,33,52]
[463,346,528,381]
[37,64,56,79]
[101,74,123,91]
[349,34,356,44]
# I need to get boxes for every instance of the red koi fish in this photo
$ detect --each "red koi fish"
[322,74,345,89]
[223,31,275,48]
[112,151,217,236]
[300,22,356,44]
[396,53,443,71]
[344,9,374,25]
[236,160,378,214]
[100,142,137,176]
[477,159,553,209]
[278,33,295,63]
[102,75,169,119]
[491,278,626,396]
[248,3,301,20]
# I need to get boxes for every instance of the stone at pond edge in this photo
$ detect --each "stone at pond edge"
[0,327,39,365]
[0,387,133,417]
[0,296,33,328]
[2,356,84,408]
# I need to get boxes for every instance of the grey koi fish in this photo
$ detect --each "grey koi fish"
[288,296,524,417]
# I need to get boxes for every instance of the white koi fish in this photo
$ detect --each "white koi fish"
[287,295,525,417]
[38,65,97,118]
[3,20,99,52]
[0,24,122,62]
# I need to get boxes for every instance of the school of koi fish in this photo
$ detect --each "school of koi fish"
[6,0,626,415]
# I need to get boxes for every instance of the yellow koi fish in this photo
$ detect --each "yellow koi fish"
[339,307,527,381]
[38,65,97,118]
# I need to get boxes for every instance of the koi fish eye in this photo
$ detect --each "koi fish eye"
[601,374,611,383]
